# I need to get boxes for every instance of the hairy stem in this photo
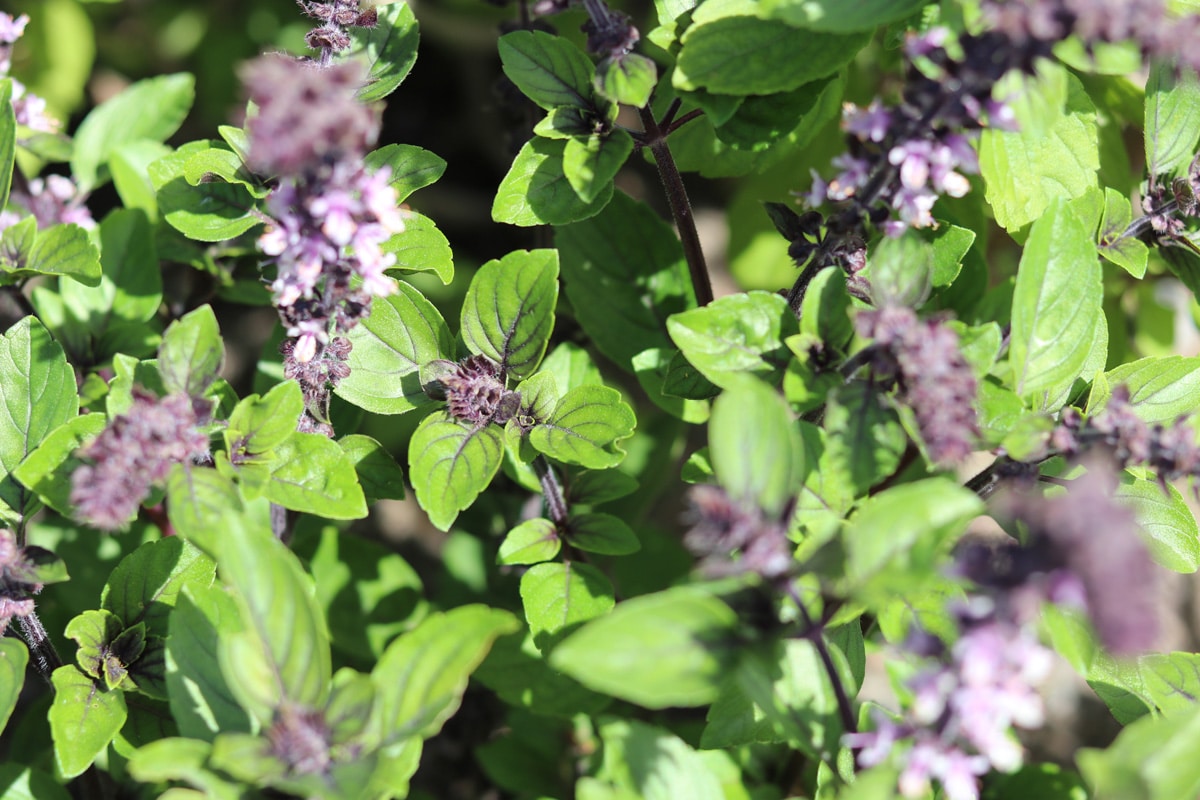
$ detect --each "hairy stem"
[18,610,63,682]
[639,105,714,307]
[534,456,570,526]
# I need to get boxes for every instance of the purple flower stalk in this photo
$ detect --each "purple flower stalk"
[682,485,793,579]
[855,306,979,466]
[0,13,58,133]
[70,389,212,531]
[422,355,522,428]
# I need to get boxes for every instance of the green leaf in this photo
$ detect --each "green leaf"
[475,630,611,718]
[71,73,195,192]
[759,0,929,30]
[867,232,933,308]
[498,30,595,111]
[158,305,223,397]
[153,144,260,242]
[49,665,128,779]
[1009,198,1103,402]
[215,514,331,721]
[563,512,641,556]
[264,432,369,519]
[494,137,615,226]
[0,316,78,521]
[365,143,447,202]
[529,385,636,469]
[61,208,162,338]
[667,291,798,388]
[373,605,518,742]
[1100,356,1200,423]
[563,130,634,204]
[1145,60,1200,177]
[383,212,454,284]
[534,106,596,139]
[225,380,303,461]
[675,0,868,95]
[556,191,694,370]
[709,376,803,517]
[595,54,657,107]
[821,381,906,496]
[20,223,102,286]
[1117,477,1200,573]
[1140,652,1200,715]
[498,517,561,565]
[1098,187,1149,278]
[0,80,13,211]
[550,586,740,708]
[594,719,726,799]
[102,537,216,637]
[165,465,243,553]
[338,434,406,501]
[182,143,268,198]
[1077,705,1200,800]
[845,478,984,605]
[336,281,453,414]
[461,249,559,380]
[799,266,854,354]
[65,609,128,684]
[520,561,615,650]
[12,411,103,520]
[110,140,173,217]
[979,63,1099,231]
[713,78,835,151]
[291,525,428,662]
[349,1,420,102]
[0,638,27,733]
[632,347,712,424]
[409,412,504,530]
[0,765,70,800]
[166,584,253,741]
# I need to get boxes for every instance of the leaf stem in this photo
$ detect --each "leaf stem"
[638,105,714,307]
[784,582,858,739]
[17,609,63,682]
[534,456,570,526]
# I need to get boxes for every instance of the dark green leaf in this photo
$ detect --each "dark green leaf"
[21,223,102,286]
[550,586,740,708]
[520,561,615,650]
[568,469,639,505]
[867,232,933,308]
[1009,198,1103,403]
[556,191,694,370]
[0,765,70,800]
[102,537,216,637]
[714,78,834,151]
[0,316,78,521]
[65,609,126,683]
[498,30,595,111]
[595,53,657,107]
[49,665,128,779]
[821,381,906,496]
[338,434,406,501]
[71,73,195,192]
[349,2,420,102]
[158,305,223,397]
[534,106,595,139]
[1145,60,1200,178]
[799,267,854,354]
[498,518,561,565]
[563,130,634,204]
[494,137,615,226]
[409,412,504,530]
[461,249,559,379]
[529,385,636,468]
[373,605,518,742]
[709,376,804,517]
[563,512,640,555]
[265,432,368,519]
[365,143,447,202]
[382,212,454,284]
[337,281,453,414]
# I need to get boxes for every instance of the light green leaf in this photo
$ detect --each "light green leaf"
[1098,187,1149,278]
[373,605,518,742]
[382,212,454,284]
[49,665,128,779]
[22,223,102,286]
[529,385,636,469]
[759,0,928,30]
[158,305,223,397]
[709,376,803,516]
[493,137,615,226]
[821,381,906,496]
[364,143,447,203]
[165,465,242,554]
[349,2,420,103]
[154,145,260,243]
[563,130,634,204]
[595,53,657,107]
[461,249,559,379]
[550,586,740,708]
[0,638,27,733]
[338,434,406,501]
[337,281,453,414]
[12,411,104,519]
[979,64,1100,231]
[1009,198,1103,402]
[0,79,13,211]
[1140,652,1200,715]
[264,432,368,519]
[564,512,641,555]
[1145,60,1200,177]
[61,208,162,338]
[595,719,725,800]
[409,412,504,531]
[0,316,78,521]
[498,518,561,565]
[1077,705,1200,800]
[225,380,303,461]
[1117,477,1200,573]
[867,232,933,308]
[498,30,595,111]
[520,561,615,650]
[667,291,797,388]
[71,73,195,192]
[101,537,215,638]
[1101,356,1200,423]
[798,266,853,354]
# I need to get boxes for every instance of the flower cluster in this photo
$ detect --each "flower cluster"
[1051,385,1200,491]
[847,599,1053,800]
[422,355,522,428]
[297,0,378,64]
[855,306,979,466]
[0,174,95,233]
[0,528,43,634]
[70,389,212,531]
[241,54,405,432]
[0,13,57,134]
[682,485,793,579]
